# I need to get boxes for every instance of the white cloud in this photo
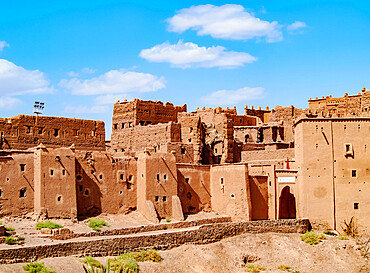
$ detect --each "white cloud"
[287,21,306,33]
[59,70,166,95]
[201,87,265,105]
[68,67,96,78]
[0,59,52,95]
[140,40,257,69]
[167,4,282,42]
[0,41,9,52]
[64,104,109,114]
[0,96,21,109]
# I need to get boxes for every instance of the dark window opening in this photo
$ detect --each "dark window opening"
[181,147,186,154]
[62,169,66,176]
[119,191,123,195]
[38,127,44,134]
[352,170,357,177]
[122,123,125,128]
[113,124,118,129]
[346,144,350,152]
[245,134,249,143]
[77,175,82,181]
[79,185,83,192]
[54,129,59,137]
[157,174,160,180]
[164,174,167,180]
[20,164,26,172]
[186,192,192,200]
[121,148,125,152]
[20,188,26,198]
[127,182,132,190]
[220,178,224,184]
[163,196,167,202]
[120,174,124,180]
[230,193,235,198]
[188,138,191,143]
[99,174,103,180]
[185,178,190,183]
[155,196,159,202]
[128,175,133,181]
[73,129,78,136]
[25,126,31,134]
[85,189,89,196]
[354,203,359,210]
[0,189,2,197]
[50,169,54,176]
[57,196,62,202]
[269,181,272,186]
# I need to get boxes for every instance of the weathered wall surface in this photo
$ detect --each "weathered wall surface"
[177,164,211,214]
[75,151,137,217]
[111,122,181,153]
[241,149,294,163]
[0,219,310,264]
[0,115,105,151]
[0,151,34,216]
[210,164,251,220]
[34,147,77,218]
[295,118,370,232]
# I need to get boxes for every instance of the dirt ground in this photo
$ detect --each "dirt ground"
[0,211,221,248]
[0,232,368,273]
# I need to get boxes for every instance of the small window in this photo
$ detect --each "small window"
[163,174,167,180]
[346,144,351,152]
[157,174,160,180]
[73,129,78,136]
[354,203,359,210]
[99,174,103,180]
[6,177,9,182]
[181,147,186,154]
[25,126,31,134]
[119,191,123,195]
[185,178,190,183]
[128,175,133,181]
[20,188,26,198]
[127,182,132,190]
[84,189,89,196]
[155,196,159,202]
[50,169,54,176]
[230,193,235,198]
[113,124,118,129]
[220,178,224,184]
[269,181,271,186]
[62,169,66,176]
[38,127,44,134]
[54,129,59,137]
[121,148,124,152]
[79,185,83,192]
[188,138,191,143]
[57,195,62,202]
[0,189,2,197]
[77,175,82,181]
[20,164,26,172]
[163,196,167,202]
[352,170,357,177]
[122,123,125,128]
[120,174,124,180]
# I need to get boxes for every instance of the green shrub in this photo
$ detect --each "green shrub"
[339,235,349,240]
[132,249,162,262]
[88,218,109,231]
[36,221,63,230]
[246,264,266,272]
[165,217,171,223]
[300,231,325,245]
[5,226,15,231]
[5,236,16,245]
[324,231,337,236]
[23,261,56,273]
[110,253,138,273]
[278,265,291,271]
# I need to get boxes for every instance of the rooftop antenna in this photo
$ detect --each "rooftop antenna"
[34,101,44,116]
[34,101,44,124]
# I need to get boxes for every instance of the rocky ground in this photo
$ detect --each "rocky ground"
[0,232,368,273]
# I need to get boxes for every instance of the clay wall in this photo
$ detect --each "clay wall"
[164,143,194,164]
[177,164,211,214]
[112,99,187,129]
[0,219,310,264]
[137,152,179,220]
[0,115,105,151]
[245,105,271,123]
[111,122,181,153]
[0,151,34,216]
[75,151,137,218]
[295,118,370,232]
[249,176,268,220]
[34,147,77,218]
[241,148,294,163]
[210,164,251,220]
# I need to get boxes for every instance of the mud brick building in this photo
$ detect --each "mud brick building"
[0,88,369,233]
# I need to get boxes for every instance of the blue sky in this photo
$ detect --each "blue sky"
[1,1,370,138]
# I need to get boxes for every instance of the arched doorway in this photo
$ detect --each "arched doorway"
[279,186,296,219]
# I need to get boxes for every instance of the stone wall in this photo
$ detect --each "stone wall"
[0,219,310,264]
[241,149,294,162]
[0,115,105,151]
